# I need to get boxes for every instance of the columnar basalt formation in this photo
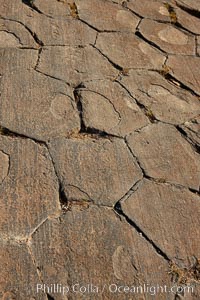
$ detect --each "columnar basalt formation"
[0,0,200,299]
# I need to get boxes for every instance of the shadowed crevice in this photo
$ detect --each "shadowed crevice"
[22,0,43,14]
[176,126,200,155]
[59,182,69,212]
[0,17,44,47]
[73,83,86,132]
[0,125,45,144]
[92,45,123,72]
[158,69,200,97]
[73,84,122,138]
[116,80,157,123]
[175,2,200,19]
[114,201,170,261]
[47,293,55,300]
[135,30,166,54]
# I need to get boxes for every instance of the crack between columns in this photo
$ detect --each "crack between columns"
[195,36,198,56]
[113,201,170,262]
[21,0,54,19]
[117,178,144,204]
[0,126,95,214]
[149,83,190,103]
[27,240,53,300]
[78,18,100,32]
[0,125,66,214]
[164,2,199,36]
[34,46,43,70]
[72,83,123,139]
[116,80,157,123]
[22,0,43,14]
[124,136,200,195]
[0,125,45,144]
[26,240,44,287]
[124,137,147,178]
[121,2,144,19]
[176,125,200,155]
[43,144,106,214]
[33,67,71,87]
[78,17,136,34]
[73,83,86,132]
[115,70,199,128]
[146,176,200,196]
[0,17,44,47]
[91,44,123,72]
[158,59,200,97]
[135,30,167,54]
[44,144,65,212]
[175,1,200,19]
[0,148,10,185]
[82,88,122,124]
[0,29,23,45]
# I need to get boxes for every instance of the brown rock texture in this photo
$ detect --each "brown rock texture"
[0,0,200,299]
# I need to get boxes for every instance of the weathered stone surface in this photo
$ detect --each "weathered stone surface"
[176,0,200,12]
[76,0,140,32]
[0,150,9,184]
[197,36,200,56]
[0,48,37,73]
[175,7,200,35]
[139,19,195,55]
[37,45,118,85]
[0,242,45,299]
[180,117,200,147]
[30,17,97,46]
[96,32,166,69]
[0,0,96,46]
[49,137,142,205]
[126,0,170,21]
[1,0,200,297]
[81,80,149,136]
[0,68,80,141]
[0,19,38,48]
[0,30,21,47]
[0,135,60,238]
[0,0,33,22]
[30,207,172,300]
[120,69,200,125]
[121,179,200,264]
[34,0,71,17]
[167,55,200,95]
[127,123,200,189]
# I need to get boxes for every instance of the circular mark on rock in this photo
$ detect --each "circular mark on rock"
[158,27,188,45]
[50,94,74,120]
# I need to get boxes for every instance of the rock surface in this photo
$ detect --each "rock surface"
[167,55,200,95]
[31,206,172,300]
[96,32,165,69]
[0,0,200,299]
[127,123,200,190]
[138,19,195,55]
[49,137,142,206]
[121,179,200,264]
